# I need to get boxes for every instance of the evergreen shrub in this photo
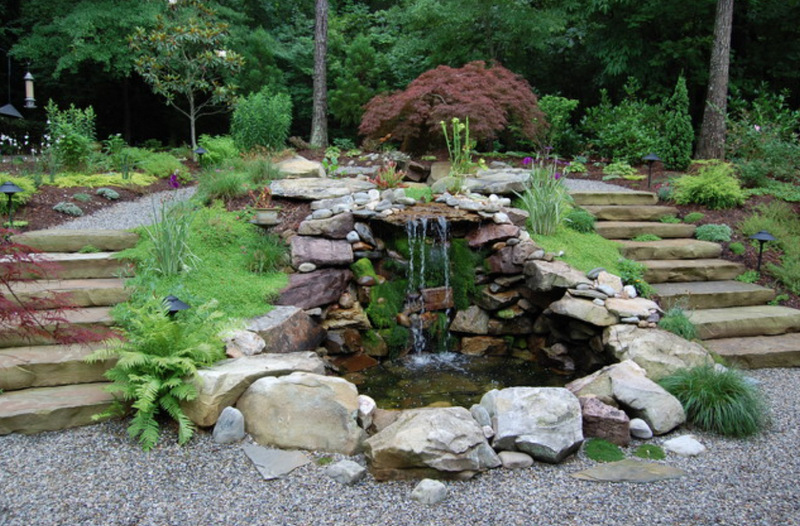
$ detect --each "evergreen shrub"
[231,88,293,151]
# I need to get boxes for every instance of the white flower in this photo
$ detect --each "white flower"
[216,50,227,59]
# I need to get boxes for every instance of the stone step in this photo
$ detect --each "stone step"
[2,252,132,280]
[705,334,800,368]
[570,191,658,206]
[0,382,116,435]
[6,278,130,307]
[594,222,696,240]
[0,342,115,391]
[0,306,115,348]
[641,259,746,284]
[688,306,800,340]
[583,205,680,222]
[11,229,139,253]
[618,239,722,260]
[654,281,776,310]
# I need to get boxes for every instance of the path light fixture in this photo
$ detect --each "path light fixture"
[0,181,23,228]
[164,295,190,317]
[193,146,207,164]
[750,230,776,273]
[642,153,661,188]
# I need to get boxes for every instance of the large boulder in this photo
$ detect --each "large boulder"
[364,407,501,481]
[297,213,355,239]
[275,156,325,178]
[237,372,365,455]
[275,268,353,310]
[549,294,618,327]
[479,387,583,463]
[290,236,353,268]
[247,306,326,353]
[524,260,592,292]
[182,352,325,427]
[603,324,713,380]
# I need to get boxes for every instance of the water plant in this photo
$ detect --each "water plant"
[658,365,769,437]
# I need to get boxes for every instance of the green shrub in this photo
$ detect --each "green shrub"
[768,255,800,295]
[537,95,582,156]
[195,170,249,204]
[602,161,638,178]
[617,258,655,297]
[736,270,760,283]
[659,215,681,224]
[197,135,239,167]
[728,242,745,255]
[141,200,198,276]
[72,192,92,203]
[658,365,769,437]
[138,151,185,178]
[231,88,293,151]
[584,438,625,462]
[683,212,705,223]
[658,307,697,340]
[695,224,732,242]
[656,183,674,202]
[633,444,666,460]
[45,100,96,172]
[565,208,596,233]
[52,201,83,216]
[661,75,694,171]
[632,234,662,242]
[88,297,229,451]
[673,161,746,209]
[96,187,120,200]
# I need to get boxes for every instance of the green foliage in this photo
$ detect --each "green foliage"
[659,215,681,224]
[52,201,83,217]
[769,293,790,306]
[241,157,282,185]
[0,175,36,214]
[441,117,478,177]
[45,100,96,172]
[633,444,666,460]
[565,208,596,233]
[695,224,732,243]
[584,438,625,463]
[768,257,800,295]
[366,280,408,329]
[746,180,800,203]
[656,184,674,202]
[141,200,198,276]
[242,233,287,274]
[380,325,410,358]
[673,161,746,209]
[197,135,239,167]
[515,159,572,236]
[88,297,229,451]
[617,258,655,297]
[72,192,92,203]
[602,161,638,178]
[450,239,480,311]
[632,234,662,242]
[195,170,249,204]
[78,245,101,254]
[659,366,769,437]
[735,270,760,284]
[535,227,623,275]
[658,307,698,340]
[48,172,156,188]
[661,75,694,171]
[96,188,120,200]
[537,95,581,156]
[683,212,705,223]
[728,242,746,255]
[402,186,433,203]
[138,152,186,179]
[350,258,378,280]
[231,88,293,151]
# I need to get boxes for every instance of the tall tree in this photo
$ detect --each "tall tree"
[129,0,243,149]
[696,0,734,159]
[310,0,328,147]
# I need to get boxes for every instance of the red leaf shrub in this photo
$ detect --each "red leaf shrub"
[359,61,547,151]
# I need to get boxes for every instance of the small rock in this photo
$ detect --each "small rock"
[470,404,492,427]
[621,316,640,324]
[332,204,351,214]
[312,208,334,220]
[212,407,246,444]
[630,418,653,439]
[596,284,617,297]
[663,435,707,457]
[346,231,360,243]
[482,425,495,439]
[593,298,606,306]
[338,292,355,309]
[326,460,367,485]
[623,285,638,298]
[358,394,377,430]
[411,479,448,505]
[298,262,317,273]
[493,212,511,224]
[498,451,534,470]
[587,267,605,279]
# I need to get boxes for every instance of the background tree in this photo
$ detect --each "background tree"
[310,0,329,147]
[129,0,243,149]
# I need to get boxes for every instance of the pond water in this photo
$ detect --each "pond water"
[346,353,574,409]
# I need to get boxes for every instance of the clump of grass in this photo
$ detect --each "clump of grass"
[683,212,705,223]
[736,270,760,283]
[195,170,249,204]
[659,215,682,224]
[534,227,622,275]
[584,438,625,462]
[633,444,666,460]
[728,242,745,255]
[633,234,662,242]
[658,306,697,340]
[565,208,596,233]
[658,365,769,437]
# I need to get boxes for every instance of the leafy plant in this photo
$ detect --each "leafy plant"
[88,297,228,451]
[728,242,745,255]
[515,158,572,236]
[735,270,760,283]
[322,146,341,176]
[633,444,666,460]
[72,192,92,203]
[683,212,705,223]
[231,88,292,151]
[659,215,681,224]
[673,161,746,209]
[537,95,581,156]
[655,183,674,202]
[658,365,769,437]
[442,117,478,177]
[369,160,406,189]
[769,293,790,305]
[658,307,698,340]
[45,100,96,172]
[633,234,662,242]
[565,208,596,233]
[0,175,36,215]
[197,135,239,167]
[695,224,732,242]
[617,258,655,297]
[584,438,625,462]
[96,188,120,200]
[52,201,83,217]
[142,200,198,276]
[603,161,639,178]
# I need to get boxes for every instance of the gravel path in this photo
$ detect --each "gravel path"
[1,367,798,526]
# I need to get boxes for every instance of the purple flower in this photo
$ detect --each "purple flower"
[169,172,180,189]
[554,172,562,180]
[522,157,533,166]
[754,124,761,132]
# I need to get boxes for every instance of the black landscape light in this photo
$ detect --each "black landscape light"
[750,230,776,273]
[642,153,661,188]
[193,146,207,163]
[164,295,191,317]
[0,181,23,227]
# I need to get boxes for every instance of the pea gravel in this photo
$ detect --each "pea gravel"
[1,367,798,526]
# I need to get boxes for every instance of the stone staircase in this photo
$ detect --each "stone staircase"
[573,190,800,368]
[0,230,137,435]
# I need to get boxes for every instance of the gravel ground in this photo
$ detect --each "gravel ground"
[1,367,798,526]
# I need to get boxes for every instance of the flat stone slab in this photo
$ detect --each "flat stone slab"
[242,443,311,480]
[571,459,686,483]
[642,259,745,284]
[430,169,531,195]
[594,222,695,240]
[653,280,776,310]
[688,306,800,340]
[570,191,657,206]
[276,156,325,178]
[618,239,722,260]
[8,278,129,307]
[12,252,131,280]
[0,306,114,348]
[705,333,800,368]
[11,229,139,252]
[583,205,679,221]
[0,342,112,391]
[270,178,376,200]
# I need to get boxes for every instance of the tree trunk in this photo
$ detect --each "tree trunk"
[310,0,328,148]
[696,0,734,159]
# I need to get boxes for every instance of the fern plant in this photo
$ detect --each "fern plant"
[88,297,228,451]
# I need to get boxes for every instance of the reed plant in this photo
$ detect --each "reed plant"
[515,157,572,236]
[142,198,198,276]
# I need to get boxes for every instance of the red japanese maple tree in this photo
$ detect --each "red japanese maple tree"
[359,61,547,151]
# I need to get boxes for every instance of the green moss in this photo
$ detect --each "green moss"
[403,186,433,203]
[380,325,410,358]
[633,444,666,460]
[366,280,407,329]
[632,234,662,242]
[450,238,480,310]
[496,308,515,320]
[351,257,378,280]
[534,227,623,275]
[584,438,626,462]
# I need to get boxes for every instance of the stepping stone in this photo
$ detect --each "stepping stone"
[0,382,116,435]
[7,278,129,307]
[570,191,657,206]
[618,239,721,260]
[705,333,800,368]
[0,342,114,391]
[640,259,745,283]
[594,221,695,240]
[6,253,132,280]
[11,229,139,253]
[0,306,115,348]
[688,306,800,340]
[571,459,686,483]
[270,178,376,200]
[653,281,776,310]
[242,443,311,480]
[582,205,679,221]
